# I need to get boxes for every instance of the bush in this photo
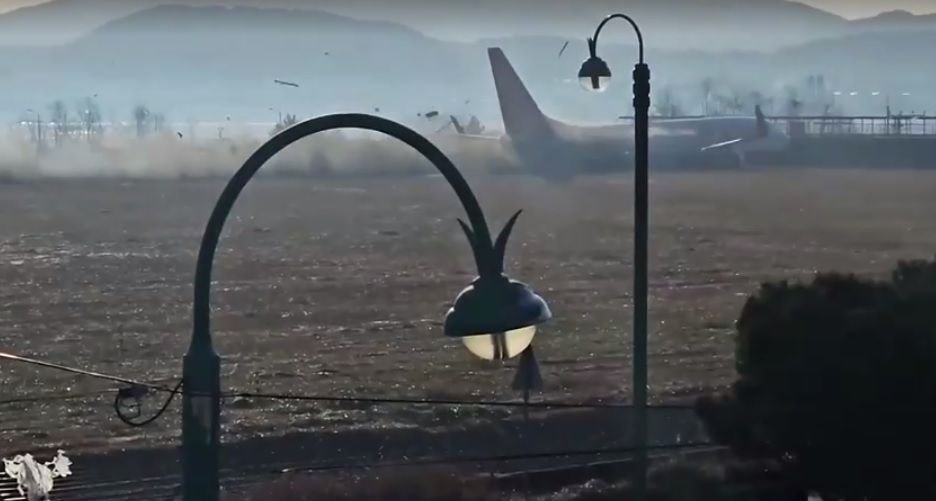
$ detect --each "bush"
[696,257,936,500]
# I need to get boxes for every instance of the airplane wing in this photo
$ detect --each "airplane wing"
[698,105,768,153]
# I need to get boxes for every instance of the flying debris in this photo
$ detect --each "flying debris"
[558,40,570,58]
[450,116,464,134]
[274,79,300,88]
[177,131,184,139]
[3,450,72,501]
[449,115,485,135]
[424,110,440,119]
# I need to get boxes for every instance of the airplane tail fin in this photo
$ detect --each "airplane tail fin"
[487,47,553,140]
[755,105,768,138]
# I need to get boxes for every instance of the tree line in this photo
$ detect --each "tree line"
[22,97,167,149]
[652,73,843,117]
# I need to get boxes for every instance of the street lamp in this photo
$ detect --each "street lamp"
[578,54,612,93]
[182,113,551,501]
[577,13,651,501]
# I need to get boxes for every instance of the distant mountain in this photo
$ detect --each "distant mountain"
[0,0,146,46]
[0,0,933,51]
[0,3,932,124]
[851,10,936,30]
[248,0,851,51]
[56,5,460,76]
[74,3,426,39]
[0,5,475,120]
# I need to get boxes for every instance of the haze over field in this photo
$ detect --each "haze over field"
[0,0,932,125]
[0,0,931,179]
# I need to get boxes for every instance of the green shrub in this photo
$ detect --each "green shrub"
[697,257,936,500]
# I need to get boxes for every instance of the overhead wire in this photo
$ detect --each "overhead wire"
[0,389,116,405]
[0,349,720,497]
[299,442,717,473]
[0,349,700,426]
[0,349,698,410]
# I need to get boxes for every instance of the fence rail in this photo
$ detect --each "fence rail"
[615,114,936,137]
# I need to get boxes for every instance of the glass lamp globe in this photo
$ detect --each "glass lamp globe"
[444,277,550,360]
[578,56,612,93]
[461,325,537,361]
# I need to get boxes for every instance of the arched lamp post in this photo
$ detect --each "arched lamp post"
[578,13,651,501]
[182,113,551,501]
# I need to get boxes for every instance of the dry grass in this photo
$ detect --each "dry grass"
[233,458,726,501]
[538,457,727,501]
[233,467,498,501]
[2,168,935,463]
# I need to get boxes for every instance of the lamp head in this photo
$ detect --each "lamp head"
[579,38,611,93]
[444,276,551,338]
[444,276,551,360]
[448,209,551,360]
[578,56,611,93]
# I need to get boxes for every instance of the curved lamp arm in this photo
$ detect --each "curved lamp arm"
[589,13,645,64]
[189,113,503,354]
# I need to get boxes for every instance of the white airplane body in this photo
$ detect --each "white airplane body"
[455,48,791,179]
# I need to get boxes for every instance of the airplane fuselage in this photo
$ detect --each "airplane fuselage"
[485,47,790,177]
[501,115,785,174]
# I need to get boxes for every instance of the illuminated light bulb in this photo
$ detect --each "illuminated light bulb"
[579,75,610,93]
[461,325,536,361]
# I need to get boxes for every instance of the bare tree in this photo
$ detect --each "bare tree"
[804,74,829,107]
[133,105,150,138]
[78,97,102,142]
[699,78,715,115]
[713,89,747,115]
[747,91,773,114]
[653,87,683,117]
[783,86,803,116]
[270,113,298,136]
[152,114,165,134]
[49,100,68,146]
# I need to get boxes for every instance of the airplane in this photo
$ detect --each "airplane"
[452,47,791,179]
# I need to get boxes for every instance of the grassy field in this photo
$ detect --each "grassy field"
[1,168,935,459]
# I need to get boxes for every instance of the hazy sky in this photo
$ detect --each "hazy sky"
[0,0,933,18]
[0,0,45,13]
[801,0,934,18]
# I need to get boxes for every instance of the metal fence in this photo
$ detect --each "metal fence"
[768,115,936,137]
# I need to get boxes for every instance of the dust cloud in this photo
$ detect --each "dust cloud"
[0,130,517,180]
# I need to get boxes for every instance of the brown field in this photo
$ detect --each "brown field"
[2,168,936,468]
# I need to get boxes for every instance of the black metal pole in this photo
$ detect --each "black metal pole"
[590,14,650,501]
[632,60,651,501]
[182,113,497,501]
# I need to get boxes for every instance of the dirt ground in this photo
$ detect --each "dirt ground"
[2,168,936,459]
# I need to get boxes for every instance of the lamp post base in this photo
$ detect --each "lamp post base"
[181,348,221,501]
